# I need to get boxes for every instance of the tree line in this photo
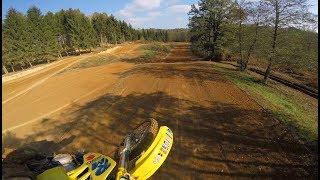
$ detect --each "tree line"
[188,0,318,83]
[138,28,190,42]
[2,7,171,74]
[167,29,190,42]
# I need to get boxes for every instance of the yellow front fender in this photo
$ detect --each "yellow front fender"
[130,126,173,179]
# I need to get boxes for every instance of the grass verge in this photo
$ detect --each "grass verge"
[69,55,119,69]
[58,55,119,75]
[139,43,173,61]
[91,44,116,53]
[120,42,173,64]
[212,62,318,146]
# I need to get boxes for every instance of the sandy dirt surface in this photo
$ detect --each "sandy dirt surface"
[2,62,59,83]
[2,43,317,178]
[2,45,123,84]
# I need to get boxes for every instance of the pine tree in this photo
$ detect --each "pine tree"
[80,15,97,50]
[2,6,170,74]
[2,23,9,73]
[56,10,72,54]
[64,9,81,52]
[92,13,107,46]
[42,12,62,61]
[26,6,44,65]
[3,8,29,71]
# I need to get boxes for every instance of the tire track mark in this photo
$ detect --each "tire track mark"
[47,76,129,150]
[3,56,90,104]
[193,76,232,175]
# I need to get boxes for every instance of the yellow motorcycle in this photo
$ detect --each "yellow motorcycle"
[3,119,173,180]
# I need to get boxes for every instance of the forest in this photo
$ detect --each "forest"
[188,0,318,84]
[2,7,177,73]
[2,1,318,86]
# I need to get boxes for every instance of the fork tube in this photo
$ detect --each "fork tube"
[116,136,131,180]
[120,137,130,169]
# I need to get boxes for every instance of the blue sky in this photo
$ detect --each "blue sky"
[2,0,318,29]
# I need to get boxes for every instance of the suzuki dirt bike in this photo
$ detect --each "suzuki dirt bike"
[3,119,173,180]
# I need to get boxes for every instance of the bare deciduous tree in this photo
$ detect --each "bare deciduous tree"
[233,0,248,70]
[260,0,310,83]
[242,1,268,70]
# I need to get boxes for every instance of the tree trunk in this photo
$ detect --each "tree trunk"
[245,23,259,71]
[27,60,33,68]
[263,61,272,83]
[100,34,103,46]
[306,31,312,60]
[211,32,218,60]
[211,22,221,61]
[11,65,15,72]
[3,65,8,74]
[238,21,245,71]
[263,1,279,83]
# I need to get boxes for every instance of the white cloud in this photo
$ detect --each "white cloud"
[163,0,180,6]
[176,17,184,22]
[118,0,163,18]
[126,11,162,26]
[134,0,162,9]
[128,17,154,26]
[148,11,162,17]
[168,4,191,13]
[118,8,133,17]
[195,4,199,10]
[116,0,193,28]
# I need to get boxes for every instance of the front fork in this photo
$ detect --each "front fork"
[116,136,131,180]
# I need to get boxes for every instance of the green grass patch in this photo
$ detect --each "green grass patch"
[213,63,318,146]
[124,43,173,64]
[140,43,172,59]
[72,55,119,69]
[58,55,119,75]
[91,44,116,53]
[140,43,172,53]
[142,50,157,59]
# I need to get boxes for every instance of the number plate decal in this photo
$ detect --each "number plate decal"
[91,157,111,176]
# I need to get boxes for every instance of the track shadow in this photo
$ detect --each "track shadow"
[2,136,76,178]
[3,136,76,161]
[119,62,228,84]
[3,92,317,179]
[119,44,204,64]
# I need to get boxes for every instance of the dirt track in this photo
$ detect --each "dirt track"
[2,43,317,178]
